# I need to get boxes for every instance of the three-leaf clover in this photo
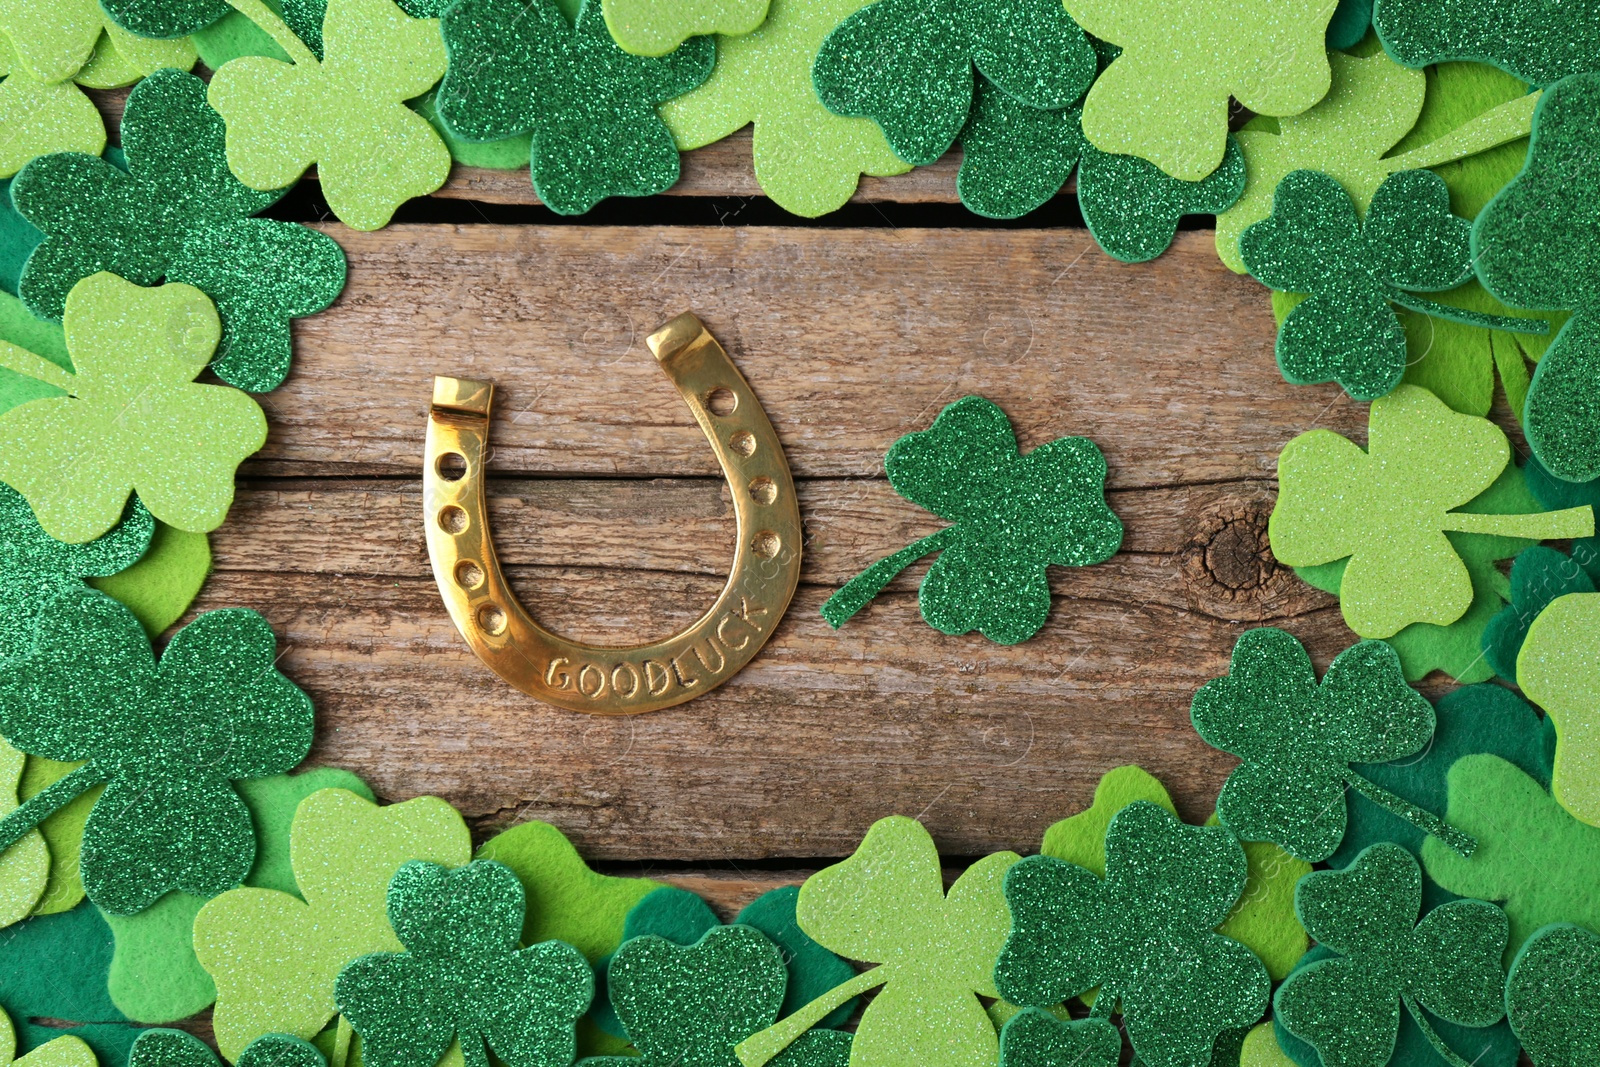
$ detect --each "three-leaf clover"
[206,0,450,231]
[822,395,1122,645]
[995,802,1269,1067]
[0,272,267,543]
[1270,385,1593,638]
[1374,0,1600,87]
[1275,843,1507,1067]
[12,68,347,392]
[1514,592,1600,828]
[129,1029,325,1067]
[1191,627,1475,863]
[1480,546,1594,684]
[1473,72,1600,481]
[437,0,712,216]
[1065,0,1334,181]
[0,586,313,915]
[602,0,769,56]
[1505,923,1600,1067]
[736,816,1020,1067]
[1241,168,1547,400]
[811,0,1095,167]
[336,860,593,1067]
[657,0,910,218]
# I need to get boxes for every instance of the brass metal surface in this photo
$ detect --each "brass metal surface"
[422,313,803,714]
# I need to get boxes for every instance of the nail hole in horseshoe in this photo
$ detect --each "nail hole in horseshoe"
[455,560,485,589]
[729,431,756,457]
[437,452,467,481]
[705,387,737,416]
[749,477,777,505]
[438,505,468,534]
[477,604,507,635]
[751,531,781,559]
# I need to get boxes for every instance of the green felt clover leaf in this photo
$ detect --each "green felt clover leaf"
[602,0,769,56]
[0,40,106,180]
[207,0,450,231]
[193,788,472,1060]
[1505,924,1600,1067]
[1275,843,1508,1067]
[1191,627,1474,863]
[1241,168,1546,400]
[1420,755,1600,955]
[737,816,1020,1067]
[128,1029,324,1067]
[1269,385,1592,639]
[0,0,103,83]
[995,802,1270,1067]
[998,1009,1121,1067]
[1473,73,1600,482]
[822,395,1121,645]
[1374,0,1600,87]
[437,0,712,216]
[1524,456,1600,586]
[0,739,46,930]
[1326,0,1371,48]
[12,69,346,392]
[658,0,909,218]
[592,923,850,1067]
[0,586,312,915]
[811,0,1095,168]
[336,860,593,1067]
[0,272,267,543]
[1517,592,1600,827]
[1480,547,1594,684]
[1065,0,1335,181]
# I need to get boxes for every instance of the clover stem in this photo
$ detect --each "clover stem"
[0,762,108,855]
[1439,505,1595,543]
[0,341,74,394]
[1381,92,1540,175]
[220,0,320,66]
[330,1015,353,1067]
[1402,994,1479,1067]
[734,968,887,1067]
[1343,771,1476,857]
[821,527,960,630]
[1387,290,1551,336]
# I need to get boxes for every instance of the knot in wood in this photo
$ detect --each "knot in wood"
[1202,514,1274,592]
[1178,492,1319,621]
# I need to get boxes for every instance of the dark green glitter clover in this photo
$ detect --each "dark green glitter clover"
[589,924,850,1067]
[10,68,347,393]
[1473,72,1600,482]
[998,1009,1121,1067]
[1480,546,1595,684]
[1190,627,1477,863]
[0,586,313,915]
[436,0,713,216]
[822,395,1121,645]
[100,0,231,39]
[130,1028,327,1067]
[994,802,1270,1067]
[1275,843,1508,1067]
[1240,168,1546,401]
[1374,0,1600,87]
[0,483,152,662]
[811,0,1095,167]
[336,860,593,1067]
[1505,923,1600,1067]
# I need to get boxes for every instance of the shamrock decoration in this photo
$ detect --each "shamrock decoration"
[437,0,712,215]
[1480,547,1594,684]
[206,0,450,231]
[0,37,106,179]
[1374,0,1600,87]
[0,738,48,927]
[1327,0,1372,48]
[810,0,1095,167]
[592,923,850,1067]
[997,1009,1120,1067]
[1274,844,1508,1067]
[1473,72,1600,482]
[0,1003,94,1067]
[128,1029,324,1067]
[1270,385,1592,639]
[736,817,1019,1067]
[12,69,346,392]
[1191,628,1476,863]
[822,396,1121,645]
[1505,924,1600,1067]
[1241,169,1547,401]
[1515,593,1600,827]
[0,585,312,915]
[100,0,231,39]
[0,272,267,543]
[995,802,1270,1067]
[0,0,195,85]
[602,0,770,56]
[1524,455,1600,585]
[1064,0,1334,181]
[336,860,592,1067]
[658,0,910,218]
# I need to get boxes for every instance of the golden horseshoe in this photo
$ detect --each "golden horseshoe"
[423,313,802,714]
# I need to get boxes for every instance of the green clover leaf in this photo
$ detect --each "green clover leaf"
[1275,843,1507,1067]
[0,1004,95,1067]
[129,1029,325,1067]
[0,272,267,543]
[12,69,346,392]
[101,0,232,41]
[811,0,1095,167]
[658,0,910,218]
[1241,169,1546,400]
[336,860,592,1067]
[1191,627,1475,863]
[0,0,103,82]
[0,586,312,915]
[1270,385,1591,639]
[0,39,106,179]
[1474,73,1600,481]
[1479,546,1594,684]
[997,1009,1120,1067]
[602,0,769,56]
[437,0,711,216]
[737,816,1020,1067]
[823,395,1121,645]
[207,0,449,231]
[1515,592,1600,829]
[996,802,1269,1067]
[1065,0,1334,181]
[1505,924,1600,1067]
[1374,0,1600,87]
